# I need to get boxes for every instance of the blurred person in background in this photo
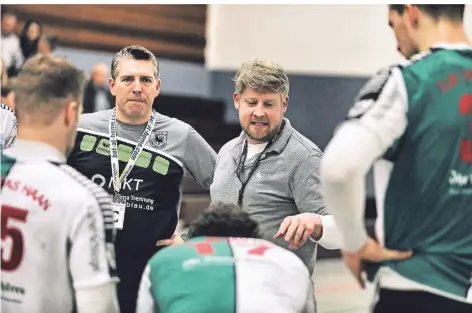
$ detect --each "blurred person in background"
[38,34,58,55]
[1,57,9,87]
[1,53,119,313]
[136,202,316,313]
[83,62,114,113]
[19,20,42,61]
[321,4,472,313]
[67,45,217,313]
[1,12,24,77]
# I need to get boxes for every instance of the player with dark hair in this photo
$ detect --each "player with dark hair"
[186,201,261,238]
[136,202,316,313]
[321,4,472,313]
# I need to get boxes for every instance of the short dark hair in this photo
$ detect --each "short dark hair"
[12,54,85,126]
[111,45,159,80]
[1,84,12,98]
[187,202,261,239]
[389,5,465,21]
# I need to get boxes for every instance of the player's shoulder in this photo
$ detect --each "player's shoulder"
[148,236,197,267]
[399,46,471,84]
[1,103,16,120]
[3,158,101,203]
[53,163,112,206]
[346,63,408,119]
[232,238,309,271]
[249,238,304,259]
[78,109,113,133]
[402,47,454,71]
[356,64,403,102]
[353,47,465,106]
[1,102,14,113]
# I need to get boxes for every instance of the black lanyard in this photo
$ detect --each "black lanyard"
[236,120,286,205]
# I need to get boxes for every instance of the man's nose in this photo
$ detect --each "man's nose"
[132,80,142,93]
[253,104,265,117]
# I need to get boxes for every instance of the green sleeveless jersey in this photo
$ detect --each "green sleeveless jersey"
[347,44,472,302]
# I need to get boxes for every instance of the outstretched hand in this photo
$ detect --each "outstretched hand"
[274,213,322,249]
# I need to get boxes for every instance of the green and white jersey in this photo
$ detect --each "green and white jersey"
[136,237,315,313]
[345,43,472,302]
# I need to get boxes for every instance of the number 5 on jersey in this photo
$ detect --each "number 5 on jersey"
[1,205,29,271]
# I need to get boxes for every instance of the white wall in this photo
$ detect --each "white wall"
[206,4,472,77]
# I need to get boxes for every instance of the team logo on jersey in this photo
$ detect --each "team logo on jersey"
[149,130,167,149]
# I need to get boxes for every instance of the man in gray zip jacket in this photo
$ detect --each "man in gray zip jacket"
[210,59,343,276]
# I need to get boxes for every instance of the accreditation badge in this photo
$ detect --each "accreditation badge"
[112,194,127,230]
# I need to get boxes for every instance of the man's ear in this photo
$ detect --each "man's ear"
[233,92,240,110]
[155,79,161,98]
[64,101,79,126]
[282,96,288,113]
[405,4,420,28]
[109,77,116,96]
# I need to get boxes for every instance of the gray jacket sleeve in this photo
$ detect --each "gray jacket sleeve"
[289,152,329,216]
[183,127,217,190]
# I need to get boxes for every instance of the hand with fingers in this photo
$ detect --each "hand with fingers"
[342,237,413,289]
[274,213,322,249]
[156,233,185,247]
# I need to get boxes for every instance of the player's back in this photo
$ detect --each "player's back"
[137,236,314,313]
[376,44,472,301]
[1,151,116,313]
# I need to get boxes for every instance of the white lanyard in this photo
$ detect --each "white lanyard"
[109,109,156,196]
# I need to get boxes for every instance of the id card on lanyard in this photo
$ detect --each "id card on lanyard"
[109,109,156,230]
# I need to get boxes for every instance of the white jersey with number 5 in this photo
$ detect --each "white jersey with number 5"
[1,140,118,313]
